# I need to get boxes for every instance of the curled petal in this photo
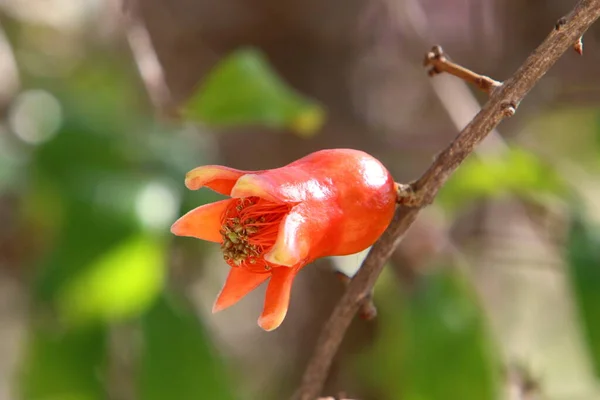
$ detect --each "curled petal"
[264,203,336,266]
[258,267,297,331]
[229,174,286,203]
[213,268,270,313]
[185,165,249,195]
[171,199,232,242]
[230,169,331,204]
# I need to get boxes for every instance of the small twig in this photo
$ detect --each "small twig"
[296,1,600,399]
[424,45,503,94]
[123,17,176,118]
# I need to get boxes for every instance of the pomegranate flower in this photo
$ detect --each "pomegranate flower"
[171,149,397,331]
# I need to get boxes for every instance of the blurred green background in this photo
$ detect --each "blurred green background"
[1,1,600,399]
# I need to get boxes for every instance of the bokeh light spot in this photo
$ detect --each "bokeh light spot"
[8,89,62,145]
[135,181,179,231]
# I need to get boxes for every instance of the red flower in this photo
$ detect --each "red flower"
[171,149,397,331]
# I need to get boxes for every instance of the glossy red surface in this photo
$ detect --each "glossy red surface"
[171,149,397,330]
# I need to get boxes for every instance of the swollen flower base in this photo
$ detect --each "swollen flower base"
[171,149,397,331]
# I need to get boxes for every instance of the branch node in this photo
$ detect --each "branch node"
[358,293,377,321]
[555,16,584,55]
[395,182,423,208]
[555,17,567,30]
[501,101,518,118]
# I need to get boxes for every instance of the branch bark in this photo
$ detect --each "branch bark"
[296,1,600,399]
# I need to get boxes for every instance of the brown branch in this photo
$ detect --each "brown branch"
[296,1,600,399]
[556,16,585,55]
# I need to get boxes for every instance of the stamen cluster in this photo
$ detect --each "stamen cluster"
[220,214,264,267]
[219,197,289,271]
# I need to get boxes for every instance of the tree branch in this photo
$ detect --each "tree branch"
[296,1,600,399]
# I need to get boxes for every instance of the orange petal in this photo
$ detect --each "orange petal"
[185,165,249,195]
[229,174,285,203]
[171,199,232,242]
[258,267,297,331]
[230,169,318,203]
[213,268,270,313]
[263,203,331,267]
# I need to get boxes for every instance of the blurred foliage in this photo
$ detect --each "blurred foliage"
[6,27,235,398]
[182,48,325,138]
[567,212,600,378]
[356,267,501,400]
[438,146,566,213]
[57,236,165,326]
[138,294,235,400]
[524,107,600,170]
[20,326,107,400]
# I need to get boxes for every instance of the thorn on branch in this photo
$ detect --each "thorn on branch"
[423,45,502,94]
[334,272,377,320]
[574,36,583,55]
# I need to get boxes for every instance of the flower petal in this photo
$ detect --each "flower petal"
[258,267,297,331]
[171,199,232,242]
[263,203,335,266]
[185,165,249,195]
[229,174,285,203]
[230,168,326,203]
[213,268,270,313]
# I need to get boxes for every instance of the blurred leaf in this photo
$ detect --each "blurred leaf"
[357,267,501,400]
[29,89,179,302]
[438,146,565,212]
[595,112,600,151]
[181,48,325,137]
[524,107,600,171]
[33,211,137,304]
[20,325,107,400]
[0,134,27,192]
[57,236,166,326]
[401,268,501,400]
[138,294,236,400]
[566,214,600,378]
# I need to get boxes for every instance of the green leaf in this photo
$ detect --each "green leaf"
[181,48,325,137]
[57,236,166,326]
[566,214,600,378]
[401,268,501,400]
[138,294,236,400]
[438,146,565,212]
[357,267,501,400]
[19,325,107,400]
